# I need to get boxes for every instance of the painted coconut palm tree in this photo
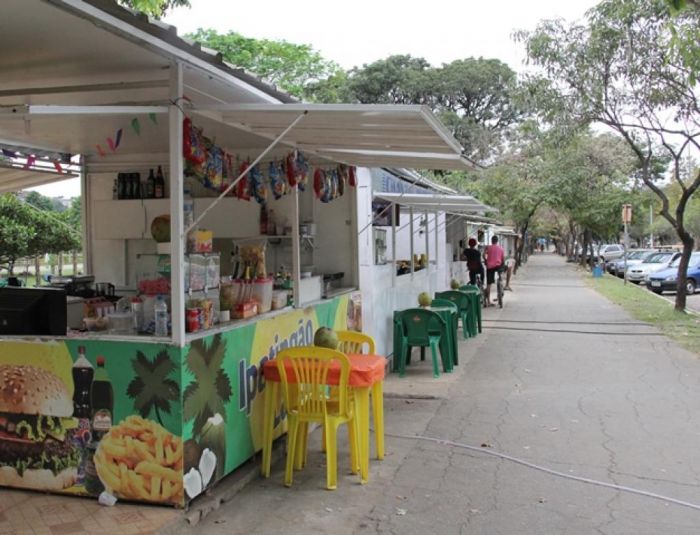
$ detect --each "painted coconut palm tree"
[183,334,232,490]
[126,350,179,426]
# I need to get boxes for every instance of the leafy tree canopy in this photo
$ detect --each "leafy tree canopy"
[186,28,342,99]
[118,0,189,18]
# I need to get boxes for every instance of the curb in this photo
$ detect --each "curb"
[157,439,287,534]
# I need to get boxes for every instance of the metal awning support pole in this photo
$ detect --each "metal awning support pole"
[184,111,307,236]
[434,212,439,271]
[292,186,301,307]
[424,210,429,272]
[169,62,185,347]
[391,202,397,288]
[409,207,414,278]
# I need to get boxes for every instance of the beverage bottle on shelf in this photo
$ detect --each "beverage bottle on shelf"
[72,346,94,419]
[117,173,126,199]
[90,356,113,440]
[259,204,268,235]
[155,165,166,198]
[131,172,141,199]
[154,295,168,337]
[146,168,156,199]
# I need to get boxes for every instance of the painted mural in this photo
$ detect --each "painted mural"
[0,294,352,506]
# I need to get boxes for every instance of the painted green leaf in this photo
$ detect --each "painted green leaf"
[183,334,233,438]
[126,350,179,425]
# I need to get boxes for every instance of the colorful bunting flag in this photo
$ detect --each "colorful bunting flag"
[53,161,64,174]
[115,128,123,149]
[149,113,158,125]
[131,118,141,135]
[96,145,106,157]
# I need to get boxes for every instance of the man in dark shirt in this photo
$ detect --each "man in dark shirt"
[464,238,484,287]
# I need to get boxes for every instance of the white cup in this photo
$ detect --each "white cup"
[219,310,231,322]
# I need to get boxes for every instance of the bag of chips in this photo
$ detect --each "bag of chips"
[250,164,268,204]
[183,118,206,165]
[285,151,298,187]
[204,145,224,191]
[236,160,251,201]
[269,161,286,200]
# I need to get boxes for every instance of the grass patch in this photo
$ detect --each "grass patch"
[586,273,700,355]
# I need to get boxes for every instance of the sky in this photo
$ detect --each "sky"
[32,0,598,198]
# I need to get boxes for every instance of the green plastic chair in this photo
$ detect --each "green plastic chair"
[396,308,446,378]
[435,291,473,339]
[459,285,482,334]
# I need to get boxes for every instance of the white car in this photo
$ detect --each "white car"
[598,244,625,262]
[626,251,680,283]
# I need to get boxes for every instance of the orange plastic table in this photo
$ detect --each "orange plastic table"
[261,354,386,483]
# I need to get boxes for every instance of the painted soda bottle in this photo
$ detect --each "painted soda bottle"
[72,345,94,419]
[90,356,113,440]
[72,346,94,486]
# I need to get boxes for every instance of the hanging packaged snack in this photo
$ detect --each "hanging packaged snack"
[183,118,206,165]
[348,165,357,187]
[250,164,268,205]
[222,151,235,195]
[295,151,309,191]
[269,160,286,200]
[236,160,251,201]
[285,151,298,187]
[204,145,224,191]
[313,167,324,199]
[337,166,346,197]
[239,240,267,279]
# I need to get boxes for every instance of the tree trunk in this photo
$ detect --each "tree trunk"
[8,260,14,276]
[579,230,591,267]
[673,225,695,312]
[515,223,529,270]
[58,253,63,276]
[35,256,41,287]
[72,251,78,275]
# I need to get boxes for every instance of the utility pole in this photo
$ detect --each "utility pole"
[622,204,632,285]
[649,203,654,248]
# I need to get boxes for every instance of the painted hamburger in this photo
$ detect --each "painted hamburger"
[0,364,80,490]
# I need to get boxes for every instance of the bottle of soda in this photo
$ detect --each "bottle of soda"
[132,172,142,199]
[146,168,156,199]
[72,346,94,419]
[90,356,113,440]
[155,165,166,199]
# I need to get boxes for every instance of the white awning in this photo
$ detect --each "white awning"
[0,163,78,194]
[198,104,472,171]
[374,192,494,215]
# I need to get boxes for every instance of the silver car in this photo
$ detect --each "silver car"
[608,249,655,277]
[598,244,625,262]
[626,251,681,284]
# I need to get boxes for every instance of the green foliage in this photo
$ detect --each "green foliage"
[187,28,341,99]
[183,334,232,438]
[126,350,180,425]
[118,0,189,18]
[0,194,80,274]
[314,55,522,161]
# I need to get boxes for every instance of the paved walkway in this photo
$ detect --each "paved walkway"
[191,253,700,535]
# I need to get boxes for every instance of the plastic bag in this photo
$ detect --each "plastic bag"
[204,145,223,191]
[183,118,206,165]
[285,151,298,187]
[296,151,309,191]
[236,160,251,201]
[250,164,268,204]
[269,161,286,200]
[348,165,357,187]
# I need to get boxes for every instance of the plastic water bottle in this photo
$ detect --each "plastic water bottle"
[154,296,168,337]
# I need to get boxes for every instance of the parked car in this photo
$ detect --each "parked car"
[598,244,625,263]
[647,252,700,294]
[626,251,681,284]
[607,249,654,277]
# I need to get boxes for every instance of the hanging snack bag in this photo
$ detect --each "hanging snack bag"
[250,164,268,205]
[285,151,298,187]
[205,145,224,191]
[222,151,235,195]
[313,167,324,199]
[295,151,309,191]
[183,118,206,165]
[348,165,357,187]
[236,160,251,201]
[337,166,346,197]
[269,161,286,200]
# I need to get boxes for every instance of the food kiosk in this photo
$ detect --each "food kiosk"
[0,0,471,506]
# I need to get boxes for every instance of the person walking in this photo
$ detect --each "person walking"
[484,236,505,305]
[464,238,484,287]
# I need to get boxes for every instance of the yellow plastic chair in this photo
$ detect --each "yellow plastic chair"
[337,330,376,355]
[334,331,384,461]
[276,346,360,490]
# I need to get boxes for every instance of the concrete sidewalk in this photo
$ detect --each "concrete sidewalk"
[189,254,700,535]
